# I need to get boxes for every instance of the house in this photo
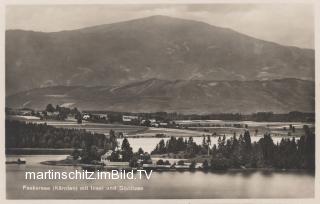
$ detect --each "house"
[47,111,59,116]
[104,161,129,167]
[174,164,190,170]
[66,155,74,160]
[140,119,146,124]
[100,150,129,167]
[159,122,168,127]
[82,114,90,120]
[92,113,108,120]
[101,150,113,163]
[38,111,45,117]
[151,122,159,127]
[19,110,32,116]
[66,115,77,121]
[122,115,139,122]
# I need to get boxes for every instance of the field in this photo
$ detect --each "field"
[176,120,314,138]
[7,116,314,139]
[6,115,315,153]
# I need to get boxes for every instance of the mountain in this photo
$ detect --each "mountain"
[6,78,314,114]
[6,15,314,95]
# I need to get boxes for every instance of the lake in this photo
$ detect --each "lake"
[6,155,314,199]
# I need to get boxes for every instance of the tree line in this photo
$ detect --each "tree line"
[151,126,315,170]
[99,111,314,123]
[5,120,116,149]
[151,136,210,157]
[6,120,149,165]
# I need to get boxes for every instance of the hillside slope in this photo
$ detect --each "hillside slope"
[6,78,314,114]
[6,15,314,95]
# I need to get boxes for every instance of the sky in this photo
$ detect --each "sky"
[6,4,314,49]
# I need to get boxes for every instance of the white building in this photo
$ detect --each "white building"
[159,122,168,126]
[101,150,113,163]
[82,114,90,120]
[122,115,138,122]
[100,150,129,167]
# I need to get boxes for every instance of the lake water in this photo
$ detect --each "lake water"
[6,155,314,199]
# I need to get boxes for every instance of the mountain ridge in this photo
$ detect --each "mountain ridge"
[6,15,314,95]
[6,15,314,50]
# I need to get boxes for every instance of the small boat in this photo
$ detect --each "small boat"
[6,158,26,164]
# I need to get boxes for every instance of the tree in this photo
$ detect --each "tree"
[189,161,196,170]
[164,160,171,165]
[121,138,133,162]
[77,118,82,124]
[109,150,121,162]
[177,160,185,165]
[242,130,252,165]
[129,157,138,167]
[302,125,315,169]
[244,130,252,149]
[259,133,275,166]
[156,159,165,165]
[142,119,151,127]
[138,147,144,155]
[202,160,209,170]
[46,104,55,112]
[211,153,231,170]
[202,136,207,147]
[155,139,166,154]
[81,145,100,164]
[206,135,211,146]
[109,130,118,150]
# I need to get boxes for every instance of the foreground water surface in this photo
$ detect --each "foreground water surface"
[6,155,314,199]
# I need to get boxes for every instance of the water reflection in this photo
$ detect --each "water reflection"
[6,155,314,199]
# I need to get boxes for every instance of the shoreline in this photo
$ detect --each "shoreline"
[6,148,83,155]
[38,159,314,173]
[5,151,315,173]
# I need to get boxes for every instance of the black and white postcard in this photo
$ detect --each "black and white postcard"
[1,0,319,203]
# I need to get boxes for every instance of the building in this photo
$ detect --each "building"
[100,150,129,167]
[159,122,168,127]
[92,113,108,120]
[66,115,77,121]
[122,115,139,122]
[66,155,74,160]
[174,164,190,170]
[18,109,32,116]
[151,123,159,128]
[101,150,113,163]
[46,111,59,116]
[82,114,90,120]
[104,161,129,167]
